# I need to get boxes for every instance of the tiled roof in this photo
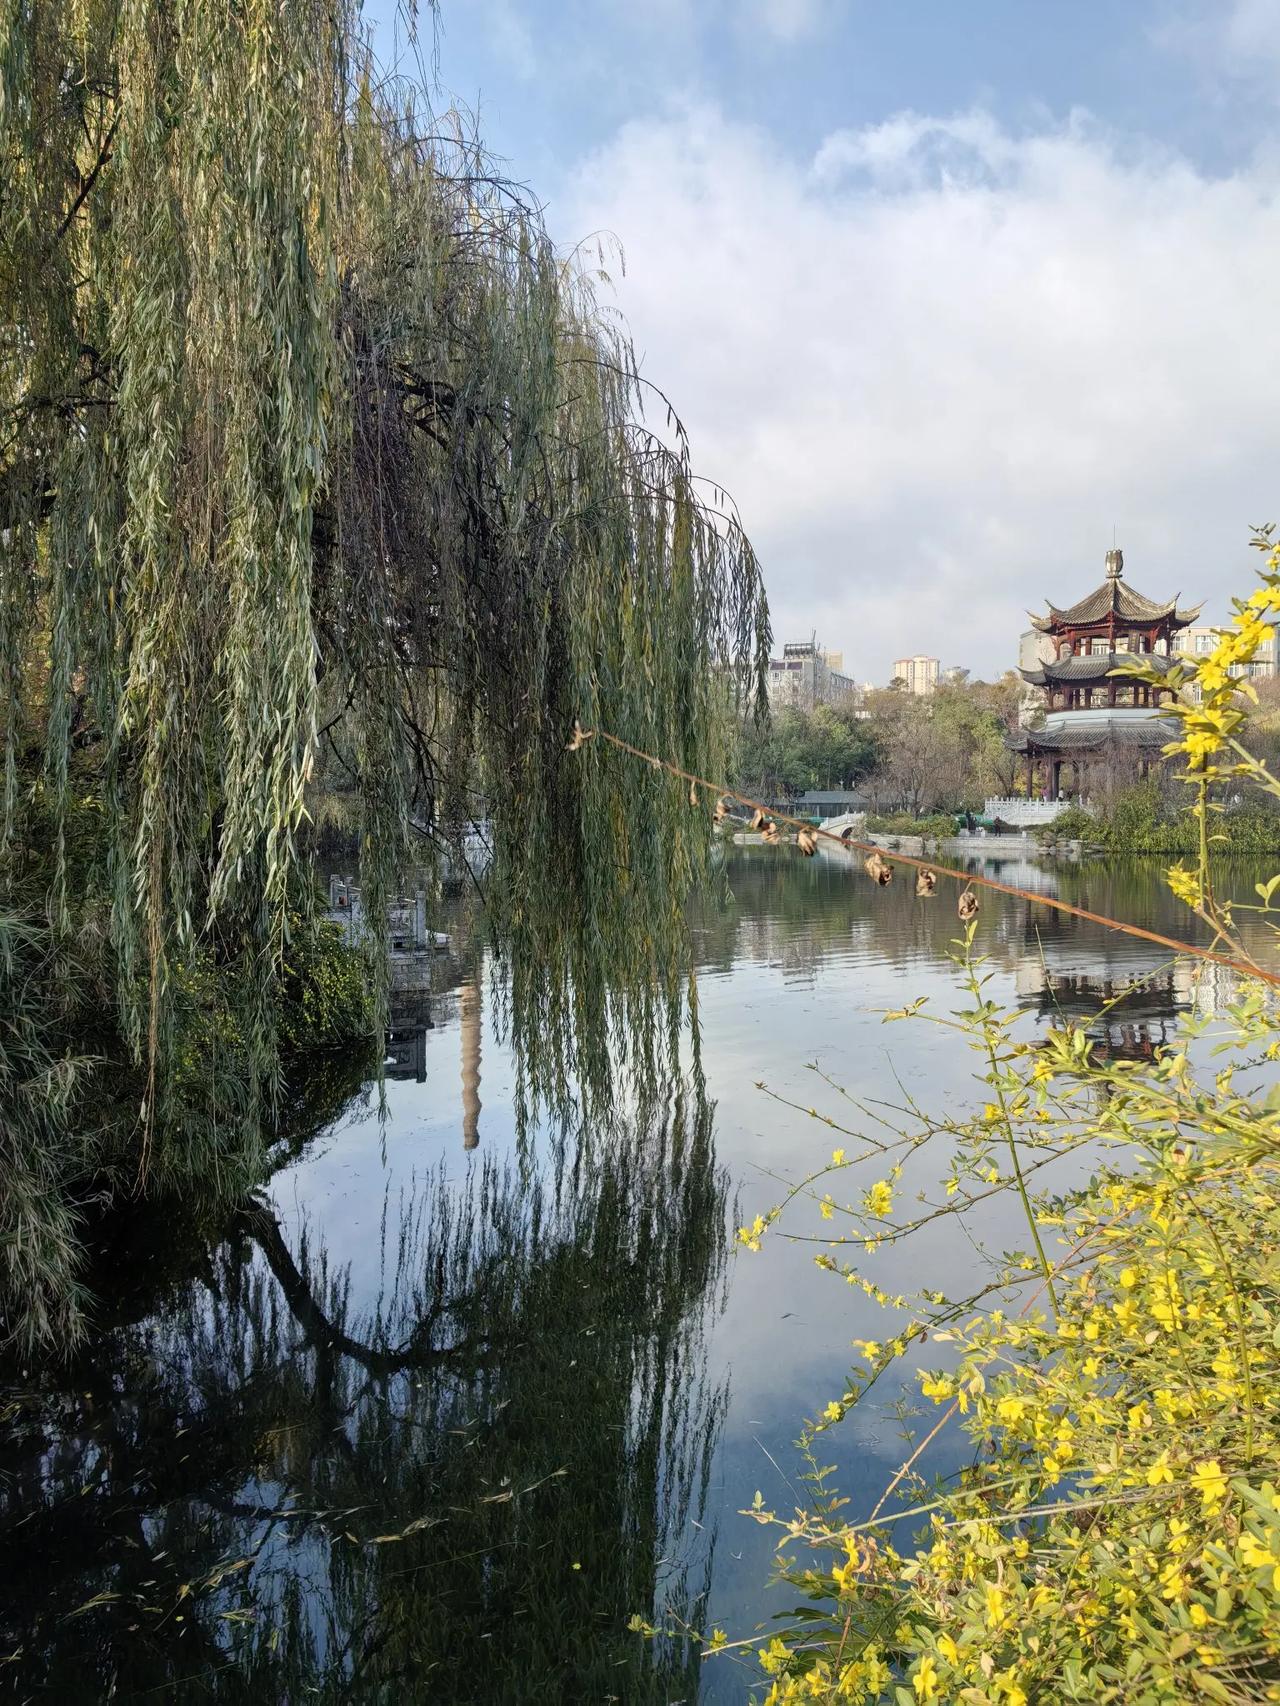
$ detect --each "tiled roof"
[1006,716,1177,754]
[1028,580,1202,634]
[1019,652,1178,687]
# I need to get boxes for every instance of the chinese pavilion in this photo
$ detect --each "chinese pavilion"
[1008,549,1201,800]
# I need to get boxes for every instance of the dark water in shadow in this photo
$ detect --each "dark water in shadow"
[0,851,1270,1702]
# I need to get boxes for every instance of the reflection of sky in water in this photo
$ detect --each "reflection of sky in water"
[270,851,1271,1702]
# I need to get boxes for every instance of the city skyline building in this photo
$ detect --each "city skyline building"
[891,655,940,696]
[765,638,860,712]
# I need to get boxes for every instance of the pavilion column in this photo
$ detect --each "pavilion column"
[1051,759,1062,800]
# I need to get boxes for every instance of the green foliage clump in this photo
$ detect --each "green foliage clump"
[865,812,958,840]
[0,915,100,1358]
[1037,784,1280,854]
[279,919,375,1051]
[734,704,881,798]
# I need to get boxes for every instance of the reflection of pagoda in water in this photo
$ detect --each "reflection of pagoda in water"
[1018,965,1181,1061]
[1012,931,1197,1063]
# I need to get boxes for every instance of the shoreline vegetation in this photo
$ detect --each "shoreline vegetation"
[649,549,1280,1702]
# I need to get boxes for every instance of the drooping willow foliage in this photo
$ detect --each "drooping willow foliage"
[0,3,768,1153]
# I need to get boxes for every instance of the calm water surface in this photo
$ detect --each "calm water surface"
[0,850,1267,1702]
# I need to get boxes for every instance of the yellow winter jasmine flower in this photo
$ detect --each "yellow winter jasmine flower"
[985,1584,1007,1626]
[864,1179,894,1217]
[920,1373,954,1401]
[1191,1460,1228,1510]
[1146,1451,1174,1486]
[911,1654,939,1700]
[831,1148,845,1166]
[996,1395,1028,1423]
[935,1633,960,1665]
[822,1400,844,1423]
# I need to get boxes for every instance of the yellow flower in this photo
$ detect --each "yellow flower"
[1119,1267,1138,1289]
[1146,1451,1174,1487]
[911,1655,939,1700]
[921,1373,955,1402]
[707,1628,728,1652]
[996,1395,1028,1423]
[822,1400,844,1423]
[831,1148,845,1166]
[1191,1460,1228,1510]
[935,1633,959,1666]
[864,1179,894,1218]
[985,1584,1007,1627]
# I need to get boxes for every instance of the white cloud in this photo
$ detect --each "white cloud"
[561,103,1280,680]
[1156,0,1280,83]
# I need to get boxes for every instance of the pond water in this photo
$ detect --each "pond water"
[0,849,1269,1703]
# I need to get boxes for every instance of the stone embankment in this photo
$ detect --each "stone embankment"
[732,830,1091,861]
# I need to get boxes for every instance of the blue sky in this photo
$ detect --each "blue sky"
[366,0,1280,678]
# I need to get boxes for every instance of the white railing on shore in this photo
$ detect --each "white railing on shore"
[983,797,1068,827]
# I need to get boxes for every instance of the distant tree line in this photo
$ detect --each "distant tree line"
[733,675,1025,814]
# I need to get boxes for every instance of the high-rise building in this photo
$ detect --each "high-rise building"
[891,655,940,696]
[766,640,859,711]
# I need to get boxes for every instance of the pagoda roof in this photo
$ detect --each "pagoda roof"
[1019,651,1178,687]
[1006,714,1177,754]
[1028,550,1202,634]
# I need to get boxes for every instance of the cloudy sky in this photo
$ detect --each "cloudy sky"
[368,0,1280,680]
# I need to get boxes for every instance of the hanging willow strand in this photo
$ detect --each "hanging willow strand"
[575,728,1280,989]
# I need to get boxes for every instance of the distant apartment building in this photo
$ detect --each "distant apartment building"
[1172,623,1277,703]
[767,640,859,711]
[891,655,940,696]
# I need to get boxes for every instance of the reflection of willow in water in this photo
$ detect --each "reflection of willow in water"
[0,1099,728,1704]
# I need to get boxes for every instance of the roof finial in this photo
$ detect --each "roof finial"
[1105,547,1123,581]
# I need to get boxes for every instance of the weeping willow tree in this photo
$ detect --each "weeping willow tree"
[0,5,767,1192]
